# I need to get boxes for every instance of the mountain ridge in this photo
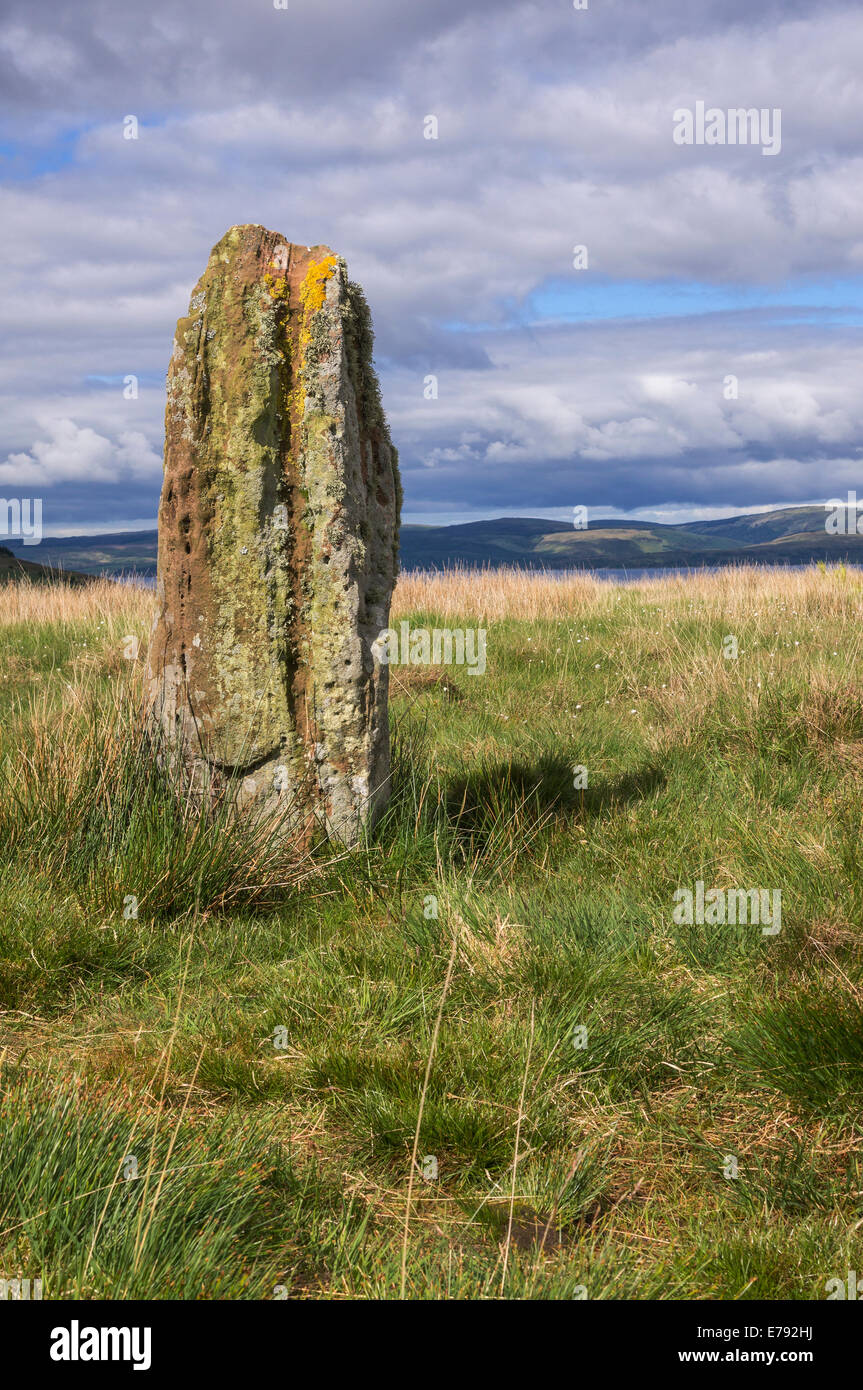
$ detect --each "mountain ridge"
[6,504,862,577]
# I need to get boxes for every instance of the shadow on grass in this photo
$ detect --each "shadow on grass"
[443,755,667,866]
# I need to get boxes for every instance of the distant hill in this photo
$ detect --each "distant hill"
[6,505,862,577]
[0,543,94,586]
[678,505,843,545]
[397,506,863,570]
[4,530,159,579]
[398,517,730,570]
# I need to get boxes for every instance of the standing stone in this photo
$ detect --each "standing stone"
[146,225,400,846]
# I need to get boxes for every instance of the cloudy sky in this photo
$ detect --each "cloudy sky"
[1,0,862,532]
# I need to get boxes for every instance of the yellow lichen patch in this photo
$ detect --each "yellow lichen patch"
[263,273,290,301]
[300,255,338,316]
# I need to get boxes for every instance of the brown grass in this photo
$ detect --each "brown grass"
[392,561,863,622]
[0,576,153,630]
[3,561,861,632]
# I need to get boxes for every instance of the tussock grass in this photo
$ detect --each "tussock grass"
[0,681,317,926]
[1,563,862,1299]
[0,1066,289,1299]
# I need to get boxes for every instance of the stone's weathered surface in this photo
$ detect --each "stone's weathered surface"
[146,224,400,845]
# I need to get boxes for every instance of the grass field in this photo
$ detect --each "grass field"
[1,563,862,1300]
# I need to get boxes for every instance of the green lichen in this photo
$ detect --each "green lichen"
[153,224,400,841]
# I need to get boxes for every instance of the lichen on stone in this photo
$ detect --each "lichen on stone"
[147,225,400,847]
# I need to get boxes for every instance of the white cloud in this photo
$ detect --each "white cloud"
[0,0,861,524]
[0,420,161,487]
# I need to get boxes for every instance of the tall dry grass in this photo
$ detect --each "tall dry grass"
[392,564,612,621]
[0,575,153,629]
[393,562,863,622]
[3,561,861,630]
